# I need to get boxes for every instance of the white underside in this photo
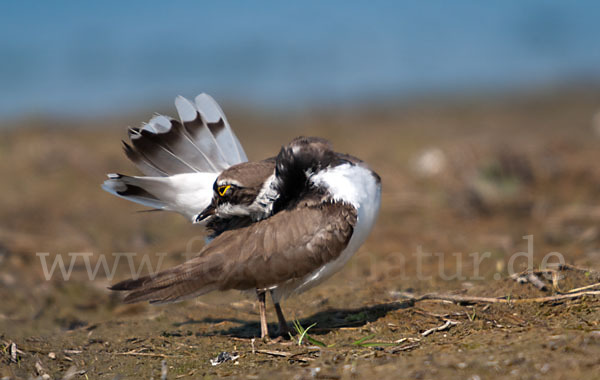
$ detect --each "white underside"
[270,162,381,303]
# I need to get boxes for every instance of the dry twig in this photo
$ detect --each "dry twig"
[421,320,460,337]
[388,342,420,354]
[254,349,318,363]
[395,290,600,304]
[161,360,168,380]
[566,282,600,294]
[553,263,597,273]
[255,349,291,357]
[114,350,175,359]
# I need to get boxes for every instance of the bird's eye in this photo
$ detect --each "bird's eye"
[217,185,231,197]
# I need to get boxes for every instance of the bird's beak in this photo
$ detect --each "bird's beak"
[194,203,216,224]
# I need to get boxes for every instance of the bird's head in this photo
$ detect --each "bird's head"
[195,160,276,223]
[196,136,343,223]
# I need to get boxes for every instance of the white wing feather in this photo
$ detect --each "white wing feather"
[102,173,219,222]
[103,94,247,222]
[195,93,248,164]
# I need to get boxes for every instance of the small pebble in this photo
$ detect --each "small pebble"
[210,351,239,366]
[540,363,550,374]
[9,343,17,363]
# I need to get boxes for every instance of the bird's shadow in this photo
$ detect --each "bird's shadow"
[182,300,414,339]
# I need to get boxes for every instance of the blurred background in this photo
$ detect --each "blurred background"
[2,0,600,118]
[2,2,600,378]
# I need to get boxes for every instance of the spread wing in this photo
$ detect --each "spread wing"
[102,93,248,222]
[111,201,357,304]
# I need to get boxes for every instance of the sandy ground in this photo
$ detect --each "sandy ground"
[1,88,600,379]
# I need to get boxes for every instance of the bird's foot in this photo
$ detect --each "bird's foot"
[277,325,291,339]
[267,335,295,345]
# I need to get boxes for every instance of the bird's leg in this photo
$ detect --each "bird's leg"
[256,289,269,340]
[274,303,290,337]
[270,290,290,337]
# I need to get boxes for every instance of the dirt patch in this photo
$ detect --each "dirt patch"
[1,89,600,379]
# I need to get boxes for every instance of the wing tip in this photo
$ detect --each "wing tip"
[174,95,198,122]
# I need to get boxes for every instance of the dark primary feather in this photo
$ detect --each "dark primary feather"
[122,141,167,177]
[123,97,238,176]
[142,119,221,173]
[127,127,194,175]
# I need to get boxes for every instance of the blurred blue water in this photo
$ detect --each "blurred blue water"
[1,1,600,118]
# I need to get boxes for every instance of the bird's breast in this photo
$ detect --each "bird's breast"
[272,162,382,301]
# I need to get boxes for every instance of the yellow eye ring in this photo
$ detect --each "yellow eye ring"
[217,185,231,197]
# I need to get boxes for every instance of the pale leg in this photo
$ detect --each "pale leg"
[256,289,269,340]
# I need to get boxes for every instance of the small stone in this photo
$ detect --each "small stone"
[48,352,56,360]
[210,351,239,366]
[9,343,17,363]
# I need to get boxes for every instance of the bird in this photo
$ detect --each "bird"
[103,93,381,339]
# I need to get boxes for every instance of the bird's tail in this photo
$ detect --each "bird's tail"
[109,255,220,304]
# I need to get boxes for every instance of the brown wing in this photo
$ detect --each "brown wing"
[111,201,357,304]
